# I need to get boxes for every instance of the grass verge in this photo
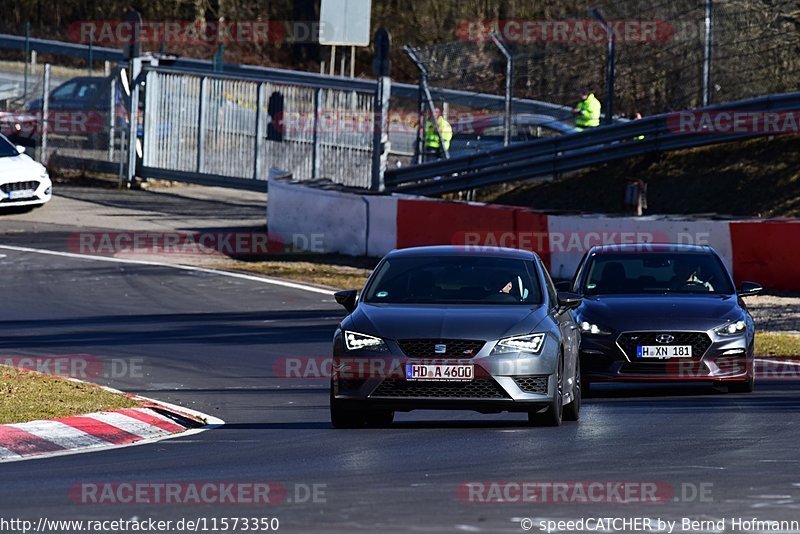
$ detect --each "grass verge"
[0,366,139,425]
[207,256,374,290]
[755,332,800,358]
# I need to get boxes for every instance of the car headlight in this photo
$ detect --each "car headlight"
[579,321,612,336]
[344,331,388,352]
[715,320,747,336]
[492,333,546,355]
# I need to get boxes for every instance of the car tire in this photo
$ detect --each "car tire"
[563,357,581,422]
[728,379,754,393]
[364,410,395,427]
[528,355,564,427]
[330,385,365,429]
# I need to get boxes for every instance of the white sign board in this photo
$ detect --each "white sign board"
[319,0,372,46]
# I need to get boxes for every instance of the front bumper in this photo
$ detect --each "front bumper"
[0,176,52,207]
[331,334,562,413]
[580,330,754,383]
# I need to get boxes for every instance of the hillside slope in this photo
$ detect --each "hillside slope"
[484,135,800,217]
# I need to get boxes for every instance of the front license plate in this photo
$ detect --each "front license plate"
[406,364,474,382]
[637,345,693,359]
[8,189,35,200]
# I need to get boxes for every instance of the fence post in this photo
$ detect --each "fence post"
[253,82,264,180]
[23,21,30,100]
[197,77,207,174]
[108,76,116,161]
[491,33,513,147]
[702,0,714,106]
[126,58,142,184]
[371,76,391,192]
[39,64,50,164]
[312,88,322,179]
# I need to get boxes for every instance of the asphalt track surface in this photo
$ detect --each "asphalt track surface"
[1,225,800,533]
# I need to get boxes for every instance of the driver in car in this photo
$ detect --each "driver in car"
[671,258,714,292]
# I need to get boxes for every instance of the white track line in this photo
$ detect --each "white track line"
[0,245,334,296]
[0,446,21,459]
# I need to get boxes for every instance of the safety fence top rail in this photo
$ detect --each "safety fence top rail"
[385,91,800,192]
[0,33,577,114]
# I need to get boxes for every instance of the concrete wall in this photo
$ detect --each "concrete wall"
[267,179,800,291]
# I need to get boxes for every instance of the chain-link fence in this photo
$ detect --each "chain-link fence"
[0,62,126,171]
[405,0,800,119]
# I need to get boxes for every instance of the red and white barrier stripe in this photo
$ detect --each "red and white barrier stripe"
[0,407,189,462]
[267,180,800,291]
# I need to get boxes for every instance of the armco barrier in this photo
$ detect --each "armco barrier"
[730,221,800,291]
[267,179,799,291]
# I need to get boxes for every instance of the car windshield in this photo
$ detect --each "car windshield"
[363,256,543,305]
[583,252,734,295]
[0,135,19,158]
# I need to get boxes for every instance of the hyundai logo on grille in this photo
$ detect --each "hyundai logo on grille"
[655,334,675,344]
[434,344,447,354]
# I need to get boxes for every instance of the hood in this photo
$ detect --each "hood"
[0,153,43,180]
[347,304,548,341]
[578,294,743,332]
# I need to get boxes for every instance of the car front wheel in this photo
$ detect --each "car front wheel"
[330,384,366,428]
[529,355,564,427]
[563,357,581,422]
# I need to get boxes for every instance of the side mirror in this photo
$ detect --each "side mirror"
[554,280,572,292]
[557,291,582,310]
[739,281,763,297]
[334,290,358,313]
[15,145,25,154]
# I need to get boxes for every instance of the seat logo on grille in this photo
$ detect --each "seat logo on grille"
[434,344,447,354]
[655,334,675,344]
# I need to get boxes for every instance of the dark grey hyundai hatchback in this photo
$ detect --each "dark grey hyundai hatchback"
[330,246,582,428]
[564,244,762,393]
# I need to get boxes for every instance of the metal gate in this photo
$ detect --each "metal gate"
[140,68,376,190]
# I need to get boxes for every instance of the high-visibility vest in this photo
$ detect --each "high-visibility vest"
[575,93,602,129]
[424,116,453,150]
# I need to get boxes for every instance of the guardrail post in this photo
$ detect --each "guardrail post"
[197,77,207,174]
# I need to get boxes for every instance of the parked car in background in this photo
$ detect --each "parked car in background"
[25,76,127,149]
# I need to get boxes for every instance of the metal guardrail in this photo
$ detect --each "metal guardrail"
[385,92,800,196]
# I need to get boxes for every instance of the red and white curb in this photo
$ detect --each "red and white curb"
[0,389,224,464]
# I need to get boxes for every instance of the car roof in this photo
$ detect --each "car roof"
[386,245,538,261]
[588,243,714,255]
